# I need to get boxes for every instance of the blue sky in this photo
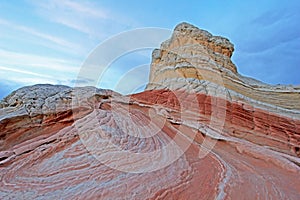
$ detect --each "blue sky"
[0,0,300,99]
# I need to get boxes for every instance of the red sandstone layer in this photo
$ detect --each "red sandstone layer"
[0,88,299,199]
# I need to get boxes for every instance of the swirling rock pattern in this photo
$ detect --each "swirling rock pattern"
[0,23,300,199]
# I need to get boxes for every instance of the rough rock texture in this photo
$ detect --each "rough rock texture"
[146,22,300,110]
[0,23,300,199]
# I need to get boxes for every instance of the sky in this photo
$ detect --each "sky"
[0,0,300,99]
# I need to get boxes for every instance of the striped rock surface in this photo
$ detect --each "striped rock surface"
[0,23,299,199]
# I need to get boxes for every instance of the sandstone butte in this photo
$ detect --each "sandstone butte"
[0,22,300,199]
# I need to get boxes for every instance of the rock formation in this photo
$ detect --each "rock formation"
[0,22,299,199]
[147,22,300,111]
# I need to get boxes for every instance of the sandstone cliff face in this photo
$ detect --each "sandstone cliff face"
[146,22,300,111]
[0,23,300,199]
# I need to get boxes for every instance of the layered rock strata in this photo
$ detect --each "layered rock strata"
[146,22,300,111]
[0,23,299,199]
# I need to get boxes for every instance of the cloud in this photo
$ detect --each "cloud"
[234,37,300,85]
[236,7,300,54]
[29,0,138,38]
[0,66,52,78]
[0,73,84,92]
[251,10,289,27]
[57,0,109,19]
[0,49,83,90]
[29,0,109,34]
[0,49,79,74]
[231,4,300,85]
[0,18,81,52]
[3,77,60,86]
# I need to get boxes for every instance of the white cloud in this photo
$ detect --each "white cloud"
[0,18,81,52]
[0,66,52,78]
[29,0,138,38]
[58,0,109,19]
[3,76,62,86]
[0,48,91,87]
[0,68,84,88]
[0,49,79,73]
[30,0,108,35]
[0,0,141,91]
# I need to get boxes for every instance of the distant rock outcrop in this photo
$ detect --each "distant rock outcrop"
[0,23,300,199]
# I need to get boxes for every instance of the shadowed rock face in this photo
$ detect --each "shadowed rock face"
[0,23,300,199]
